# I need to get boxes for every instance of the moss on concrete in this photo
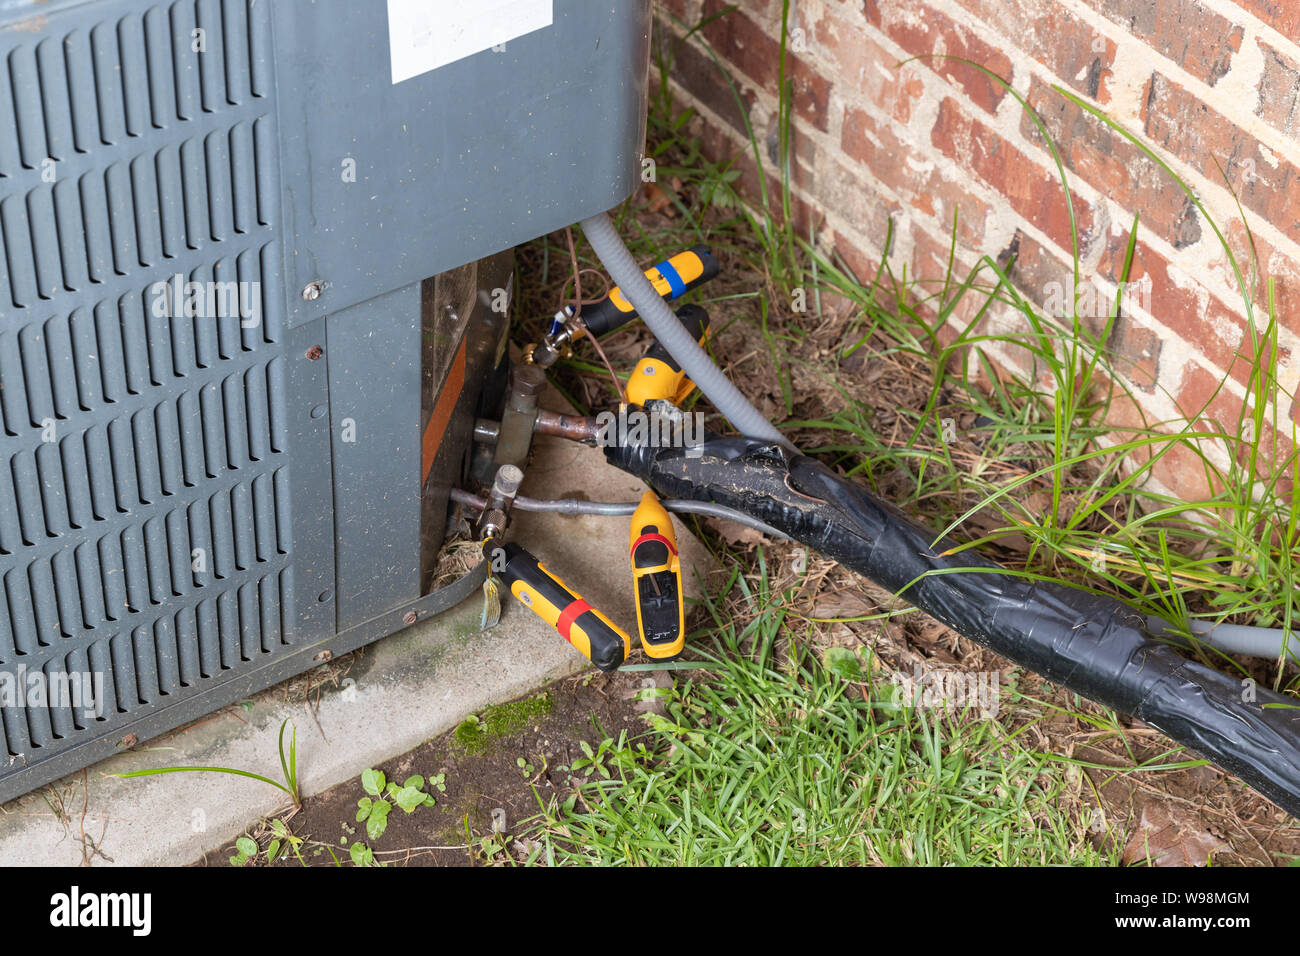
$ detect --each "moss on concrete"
[453,693,554,754]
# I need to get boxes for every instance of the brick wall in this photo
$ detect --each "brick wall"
[657,0,1300,499]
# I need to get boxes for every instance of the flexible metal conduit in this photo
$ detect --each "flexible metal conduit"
[580,212,794,449]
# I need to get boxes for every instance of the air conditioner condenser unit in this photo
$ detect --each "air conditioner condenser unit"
[0,0,652,801]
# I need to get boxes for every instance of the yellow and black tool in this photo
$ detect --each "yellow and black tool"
[629,491,686,661]
[567,245,718,340]
[494,540,631,672]
[626,304,711,406]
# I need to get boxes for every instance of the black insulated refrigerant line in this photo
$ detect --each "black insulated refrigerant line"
[607,434,1300,817]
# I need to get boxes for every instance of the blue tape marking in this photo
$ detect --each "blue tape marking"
[657,259,687,299]
[548,306,573,337]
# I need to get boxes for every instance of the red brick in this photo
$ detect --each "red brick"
[1096,233,1285,391]
[890,219,983,328]
[1022,76,1200,248]
[1103,376,1161,453]
[951,0,1118,100]
[813,11,927,124]
[1109,316,1163,391]
[1175,363,1291,482]
[1237,0,1300,37]
[834,229,887,288]
[656,0,1298,505]
[1176,362,1229,421]
[841,105,993,246]
[997,228,1073,310]
[910,218,959,283]
[998,229,1162,391]
[1149,436,1223,501]
[930,96,1100,256]
[701,0,832,131]
[824,158,905,254]
[1257,40,1300,141]
[697,120,818,234]
[1105,382,1221,498]
[1076,0,1244,86]
[1142,72,1300,245]
[862,0,1014,115]
[1218,220,1300,340]
[666,28,756,136]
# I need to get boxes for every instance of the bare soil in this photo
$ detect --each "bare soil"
[195,670,655,867]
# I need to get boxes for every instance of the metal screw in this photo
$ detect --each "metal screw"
[403,611,418,626]
[306,345,323,361]
[301,280,324,301]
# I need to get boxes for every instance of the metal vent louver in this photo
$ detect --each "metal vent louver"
[0,0,297,782]
[0,0,655,805]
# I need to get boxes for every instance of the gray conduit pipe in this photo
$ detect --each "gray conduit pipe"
[580,212,794,450]
[1146,616,1300,663]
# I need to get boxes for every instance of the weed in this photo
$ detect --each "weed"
[355,768,437,842]
[116,718,301,807]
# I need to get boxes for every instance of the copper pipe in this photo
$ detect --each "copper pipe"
[534,408,602,443]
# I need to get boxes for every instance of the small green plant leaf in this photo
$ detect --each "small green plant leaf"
[361,769,385,796]
[393,785,427,813]
[267,839,281,861]
[403,775,424,790]
[365,799,391,841]
[824,646,862,681]
[349,842,374,867]
[355,797,372,822]
[236,836,258,857]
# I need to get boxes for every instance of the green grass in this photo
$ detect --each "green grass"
[643,10,1300,689]
[511,3,1300,859]
[523,564,1114,866]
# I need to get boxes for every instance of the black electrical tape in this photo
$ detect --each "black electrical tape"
[607,433,1300,817]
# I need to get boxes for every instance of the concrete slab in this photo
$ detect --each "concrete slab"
[0,426,712,866]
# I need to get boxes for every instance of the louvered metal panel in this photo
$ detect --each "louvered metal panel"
[0,0,330,798]
[0,0,651,802]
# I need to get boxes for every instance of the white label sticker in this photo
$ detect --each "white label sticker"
[387,0,554,84]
